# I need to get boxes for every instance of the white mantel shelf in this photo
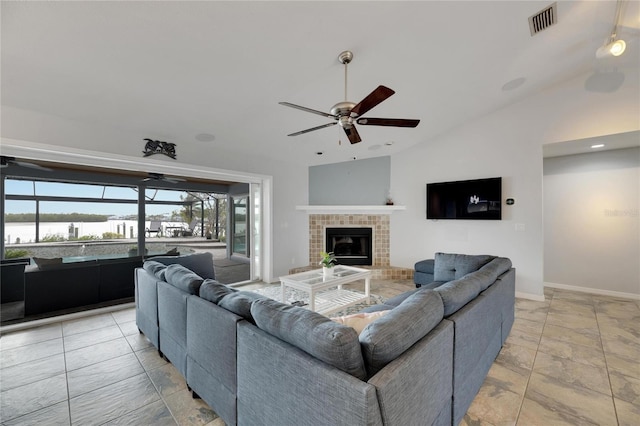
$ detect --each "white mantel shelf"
[296,205,406,215]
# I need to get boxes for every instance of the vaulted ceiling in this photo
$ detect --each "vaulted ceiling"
[2,1,639,166]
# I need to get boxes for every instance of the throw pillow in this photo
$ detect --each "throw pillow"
[199,279,236,304]
[434,273,484,316]
[143,260,167,280]
[32,257,63,270]
[474,257,512,291]
[218,291,265,322]
[164,263,204,295]
[251,298,367,380]
[433,253,495,282]
[152,252,215,280]
[331,310,390,334]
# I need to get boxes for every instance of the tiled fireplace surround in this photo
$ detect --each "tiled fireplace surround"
[289,214,414,280]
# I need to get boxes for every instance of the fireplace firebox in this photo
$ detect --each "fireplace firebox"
[325,227,373,266]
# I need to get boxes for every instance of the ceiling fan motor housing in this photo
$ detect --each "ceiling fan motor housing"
[331,101,357,128]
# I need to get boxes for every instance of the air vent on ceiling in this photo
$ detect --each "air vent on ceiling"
[529,2,557,36]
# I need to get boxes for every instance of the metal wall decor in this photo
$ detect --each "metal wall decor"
[143,139,177,159]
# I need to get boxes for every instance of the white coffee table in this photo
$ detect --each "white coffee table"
[279,265,371,315]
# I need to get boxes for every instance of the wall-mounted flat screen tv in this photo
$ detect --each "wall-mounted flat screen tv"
[427,177,502,220]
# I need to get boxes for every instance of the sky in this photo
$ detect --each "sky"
[4,179,188,217]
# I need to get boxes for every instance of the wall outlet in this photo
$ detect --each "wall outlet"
[515,223,526,232]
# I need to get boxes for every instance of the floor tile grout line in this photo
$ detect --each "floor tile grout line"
[530,291,622,425]
[138,341,181,425]
[62,324,73,426]
[0,341,65,372]
[0,331,62,354]
[595,305,622,426]
[514,287,552,425]
[61,319,120,339]
[63,337,133,374]
[117,311,180,426]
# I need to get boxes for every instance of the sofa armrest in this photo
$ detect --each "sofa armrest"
[368,320,453,426]
[414,259,435,288]
[414,259,435,274]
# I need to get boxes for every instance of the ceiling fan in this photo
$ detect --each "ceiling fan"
[279,51,420,144]
[0,156,53,172]
[143,172,186,184]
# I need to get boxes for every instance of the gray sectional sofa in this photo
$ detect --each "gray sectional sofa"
[135,252,515,426]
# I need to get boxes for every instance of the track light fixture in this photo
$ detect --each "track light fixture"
[596,0,627,59]
[597,39,626,58]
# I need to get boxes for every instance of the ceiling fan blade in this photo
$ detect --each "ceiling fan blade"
[287,122,337,137]
[0,156,53,171]
[279,102,335,119]
[350,85,395,117]
[356,118,420,128]
[343,126,361,144]
[164,176,186,184]
[14,161,54,172]
[143,172,184,183]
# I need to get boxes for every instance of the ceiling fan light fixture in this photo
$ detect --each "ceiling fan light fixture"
[596,39,626,58]
[338,116,354,129]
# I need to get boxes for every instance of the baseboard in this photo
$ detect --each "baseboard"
[515,291,546,302]
[544,282,640,300]
[0,302,136,334]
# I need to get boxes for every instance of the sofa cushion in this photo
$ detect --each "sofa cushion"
[474,257,512,291]
[434,273,484,316]
[151,252,215,280]
[218,291,265,322]
[359,303,396,313]
[331,310,390,334]
[383,288,421,307]
[433,253,495,282]
[251,298,367,380]
[164,264,204,295]
[199,279,236,304]
[360,289,444,377]
[143,260,167,280]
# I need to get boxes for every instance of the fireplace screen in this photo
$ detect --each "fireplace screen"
[325,227,373,266]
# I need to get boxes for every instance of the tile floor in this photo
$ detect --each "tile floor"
[0,280,638,425]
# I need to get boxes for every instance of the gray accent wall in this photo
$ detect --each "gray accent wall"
[543,147,640,296]
[309,156,390,205]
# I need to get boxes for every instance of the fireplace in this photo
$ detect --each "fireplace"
[325,227,373,266]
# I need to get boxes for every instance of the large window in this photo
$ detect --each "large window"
[3,176,226,262]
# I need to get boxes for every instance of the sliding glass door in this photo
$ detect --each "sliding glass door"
[231,195,248,257]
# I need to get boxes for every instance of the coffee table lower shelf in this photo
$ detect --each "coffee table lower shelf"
[312,288,370,316]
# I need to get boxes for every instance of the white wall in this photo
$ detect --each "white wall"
[390,66,640,299]
[544,147,639,296]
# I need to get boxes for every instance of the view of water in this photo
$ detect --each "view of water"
[4,220,187,244]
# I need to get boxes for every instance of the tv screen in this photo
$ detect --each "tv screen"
[427,177,502,220]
